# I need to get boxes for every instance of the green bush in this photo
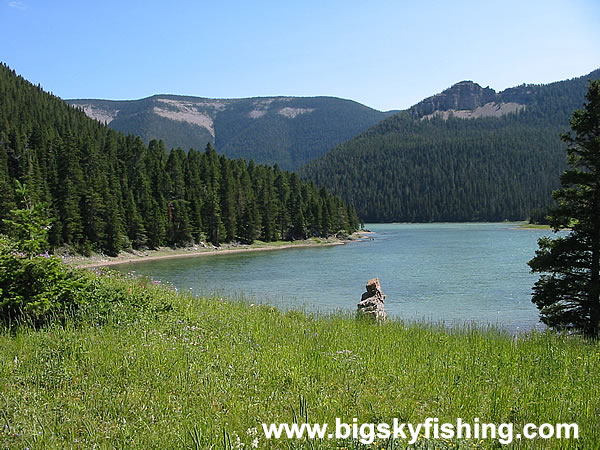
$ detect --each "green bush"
[0,181,172,327]
[0,237,87,326]
[0,236,174,327]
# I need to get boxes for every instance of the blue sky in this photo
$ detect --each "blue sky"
[1,0,599,111]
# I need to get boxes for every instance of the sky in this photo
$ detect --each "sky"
[1,0,599,112]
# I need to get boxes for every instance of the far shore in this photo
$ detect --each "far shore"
[68,232,372,269]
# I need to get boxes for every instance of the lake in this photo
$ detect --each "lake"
[115,223,558,332]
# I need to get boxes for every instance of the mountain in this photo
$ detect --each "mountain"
[67,95,395,171]
[300,69,600,222]
[409,74,590,120]
[410,81,523,119]
[0,63,359,255]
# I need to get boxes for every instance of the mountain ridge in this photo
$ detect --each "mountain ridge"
[0,62,359,254]
[69,69,599,174]
[300,67,600,222]
[67,94,396,171]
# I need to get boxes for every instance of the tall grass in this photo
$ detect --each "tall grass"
[1,270,599,448]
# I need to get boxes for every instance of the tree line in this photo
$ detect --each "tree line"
[301,112,567,222]
[300,70,599,223]
[0,63,359,256]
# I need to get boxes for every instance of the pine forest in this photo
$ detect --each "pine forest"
[0,64,359,256]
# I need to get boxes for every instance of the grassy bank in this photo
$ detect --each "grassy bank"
[1,270,599,449]
[517,223,552,230]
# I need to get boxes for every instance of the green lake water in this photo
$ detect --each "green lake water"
[115,223,558,332]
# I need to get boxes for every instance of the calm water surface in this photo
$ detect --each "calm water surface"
[116,223,557,332]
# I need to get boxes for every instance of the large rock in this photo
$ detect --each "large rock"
[357,277,387,321]
[411,81,498,117]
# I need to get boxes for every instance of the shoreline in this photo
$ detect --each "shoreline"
[69,233,371,269]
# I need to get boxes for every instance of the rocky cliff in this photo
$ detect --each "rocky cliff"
[411,81,526,120]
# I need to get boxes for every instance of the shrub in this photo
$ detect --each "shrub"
[0,237,87,326]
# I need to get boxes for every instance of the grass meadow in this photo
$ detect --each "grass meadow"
[1,270,599,449]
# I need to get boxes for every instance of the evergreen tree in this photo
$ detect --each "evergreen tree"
[2,181,53,257]
[146,140,169,246]
[0,63,359,254]
[102,191,123,256]
[80,138,108,251]
[203,184,224,245]
[124,190,147,249]
[220,156,237,242]
[169,199,193,246]
[202,143,226,245]
[289,173,306,239]
[273,166,290,240]
[57,134,85,249]
[183,149,205,244]
[319,188,332,237]
[300,71,600,223]
[257,167,277,241]
[0,138,15,232]
[165,148,192,245]
[528,81,600,336]
[237,170,260,243]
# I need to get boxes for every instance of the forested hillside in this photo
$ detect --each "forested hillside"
[0,64,359,255]
[300,69,600,222]
[67,95,395,171]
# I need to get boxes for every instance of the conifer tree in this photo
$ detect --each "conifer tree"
[289,173,306,239]
[2,181,53,257]
[529,81,600,336]
[0,139,15,232]
[220,156,237,242]
[273,166,290,240]
[203,184,224,245]
[237,170,260,243]
[0,63,359,254]
[102,191,123,256]
[57,134,85,248]
[257,167,276,241]
[124,190,148,249]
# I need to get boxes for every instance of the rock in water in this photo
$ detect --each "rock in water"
[357,277,387,321]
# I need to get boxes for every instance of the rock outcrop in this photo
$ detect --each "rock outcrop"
[410,80,532,121]
[411,81,498,117]
[357,278,386,321]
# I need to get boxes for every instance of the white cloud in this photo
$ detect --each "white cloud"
[8,1,26,9]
